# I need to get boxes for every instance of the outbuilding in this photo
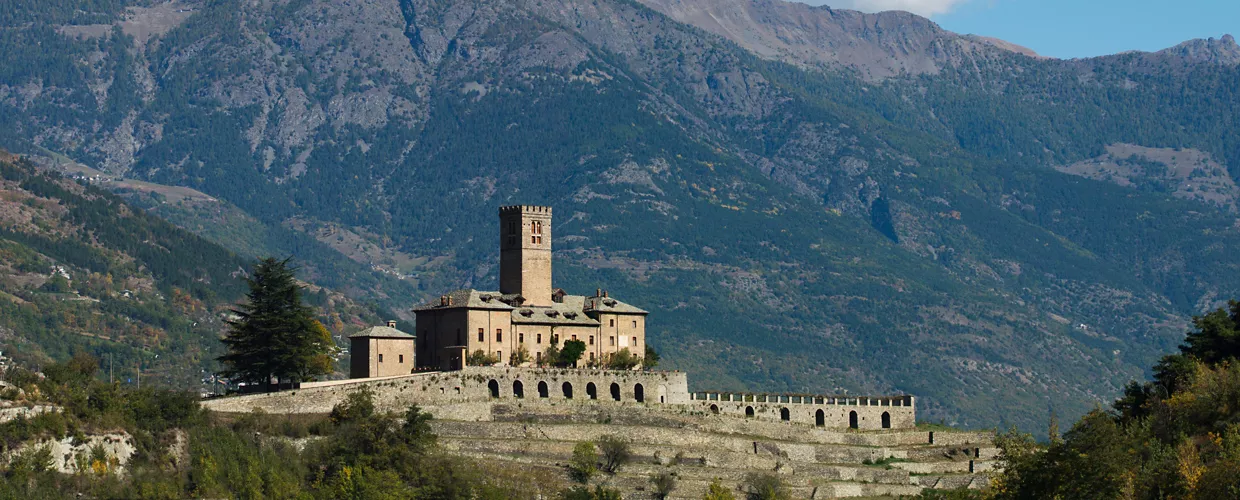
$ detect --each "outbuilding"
[349,321,416,378]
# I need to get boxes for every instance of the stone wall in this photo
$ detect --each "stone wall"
[691,392,916,430]
[202,367,691,415]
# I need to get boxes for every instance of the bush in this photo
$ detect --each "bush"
[569,441,598,483]
[560,485,623,500]
[742,473,790,500]
[606,348,640,370]
[597,435,630,473]
[651,471,676,499]
[703,479,736,500]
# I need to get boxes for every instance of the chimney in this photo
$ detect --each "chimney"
[596,288,602,297]
[387,320,397,328]
[603,290,609,298]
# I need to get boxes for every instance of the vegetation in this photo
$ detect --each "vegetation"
[569,441,598,483]
[650,471,677,499]
[703,479,737,500]
[218,257,335,389]
[558,340,587,368]
[560,485,623,500]
[605,348,641,370]
[988,300,1240,498]
[644,346,660,370]
[467,349,500,367]
[596,434,631,473]
[741,473,790,500]
[0,361,536,499]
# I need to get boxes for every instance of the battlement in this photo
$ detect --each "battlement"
[499,205,552,216]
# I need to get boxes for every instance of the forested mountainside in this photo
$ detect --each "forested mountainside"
[4,0,1240,430]
[0,152,391,388]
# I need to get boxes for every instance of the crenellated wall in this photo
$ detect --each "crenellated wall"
[690,392,916,430]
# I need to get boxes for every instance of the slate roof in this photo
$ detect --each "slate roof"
[349,325,416,339]
[511,297,601,326]
[583,295,648,315]
[412,289,517,311]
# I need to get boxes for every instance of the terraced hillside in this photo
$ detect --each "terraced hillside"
[203,370,995,498]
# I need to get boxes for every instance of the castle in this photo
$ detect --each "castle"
[412,206,648,371]
[332,204,917,430]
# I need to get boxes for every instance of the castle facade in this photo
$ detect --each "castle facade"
[414,206,648,370]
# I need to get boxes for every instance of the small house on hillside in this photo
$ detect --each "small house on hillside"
[349,321,416,378]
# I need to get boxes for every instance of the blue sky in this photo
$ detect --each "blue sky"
[800,0,1239,59]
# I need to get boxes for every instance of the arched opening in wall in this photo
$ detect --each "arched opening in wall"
[587,382,598,400]
[634,383,645,403]
[745,406,755,418]
[849,411,859,429]
[563,382,573,399]
[815,409,825,427]
[513,381,525,399]
[709,404,720,414]
[780,407,790,421]
[610,383,621,401]
[538,381,549,398]
[488,380,499,399]
[881,411,891,429]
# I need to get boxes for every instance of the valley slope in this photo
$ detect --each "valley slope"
[4,0,1240,430]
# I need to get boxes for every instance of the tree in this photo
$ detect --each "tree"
[543,340,561,368]
[218,257,334,390]
[644,345,660,370]
[703,479,736,500]
[510,344,531,366]
[468,350,499,366]
[606,348,640,370]
[569,441,598,483]
[558,340,586,368]
[651,472,677,499]
[742,473,790,500]
[596,435,630,473]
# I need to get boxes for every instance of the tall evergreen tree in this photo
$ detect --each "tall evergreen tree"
[218,257,334,390]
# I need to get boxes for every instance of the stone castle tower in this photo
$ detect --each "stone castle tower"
[499,205,552,307]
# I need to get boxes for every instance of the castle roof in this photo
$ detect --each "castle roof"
[512,296,601,326]
[583,295,648,315]
[349,325,415,339]
[412,289,516,311]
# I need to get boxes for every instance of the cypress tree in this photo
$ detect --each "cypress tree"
[219,257,335,390]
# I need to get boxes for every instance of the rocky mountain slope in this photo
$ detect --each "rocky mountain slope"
[4,0,1240,430]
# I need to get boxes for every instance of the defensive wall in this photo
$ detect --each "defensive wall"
[690,391,915,430]
[203,366,916,430]
[203,367,689,415]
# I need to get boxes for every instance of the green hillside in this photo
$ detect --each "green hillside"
[3,0,1240,431]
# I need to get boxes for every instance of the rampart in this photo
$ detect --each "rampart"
[201,367,915,430]
[202,367,690,415]
[690,392,915,430]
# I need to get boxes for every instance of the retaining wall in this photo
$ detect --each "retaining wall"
[691,392,916,430]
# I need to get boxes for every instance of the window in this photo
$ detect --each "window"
[507,221,517,245]
[632,337,638,347]
[609,336,615,346]
[589,335,594,345]
[478,328,484,342]
[496,329,502,342]
[536,352,543,362]
[497,351,502,362]
[378,354,384,363]
[552,334,559,344]
[399,354,404,363]
[530,221,543,244]
[571,335,578,341]
[589,352,595,361]
[633,321,637,328]
[609,319,615,327]
[519,333,524,343]
[537,333,543,344]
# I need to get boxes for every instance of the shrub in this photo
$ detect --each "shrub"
[703,479,736,500]
[651,471,677,499]
[742,473,790,500]
[569,441,598,483]
[597,435,630,473]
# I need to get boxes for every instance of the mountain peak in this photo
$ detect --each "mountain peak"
[1157,33,1240,65]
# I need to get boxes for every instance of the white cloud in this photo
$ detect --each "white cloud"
[802,0,972,17]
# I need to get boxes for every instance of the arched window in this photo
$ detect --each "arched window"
[745,406,755,418]
[815,409,825,427]
[849,411,859,429]
[538,381,549,398]
[587,382,598,400]
[563,382,574,399]
[610,382,621,401]
[780,407,790,421]
[709,404,720,414]
[634,383,645,403]
[488,380,499,399]
[513,381,525,398]
[881,411,891,429]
